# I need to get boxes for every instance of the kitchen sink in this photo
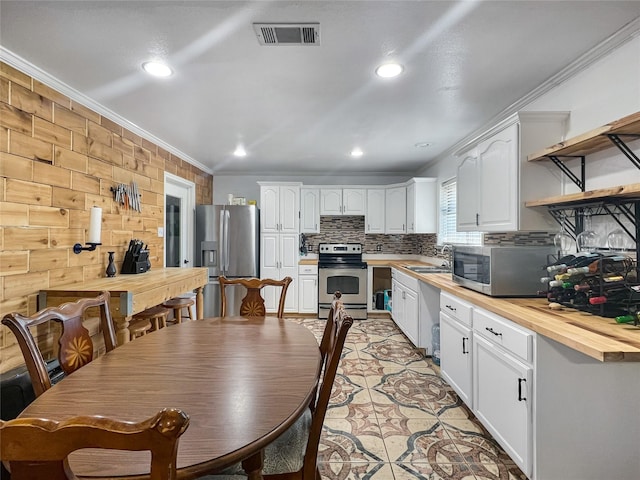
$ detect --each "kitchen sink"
[403,265,450,274]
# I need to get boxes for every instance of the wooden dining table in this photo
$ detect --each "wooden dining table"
[19,316,322,480]
[38,267,209,345]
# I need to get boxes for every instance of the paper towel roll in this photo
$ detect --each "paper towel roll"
[88,207,102,244]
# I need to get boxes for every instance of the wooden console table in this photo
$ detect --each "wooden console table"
[38,267,208,344]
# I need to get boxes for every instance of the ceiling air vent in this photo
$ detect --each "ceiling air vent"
[253,23,320,46]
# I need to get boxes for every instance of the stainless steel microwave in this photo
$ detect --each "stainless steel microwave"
[452,245,555,297]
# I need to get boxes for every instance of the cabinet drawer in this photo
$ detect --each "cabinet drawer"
[473,308,533,363]
[440,292,472,327]
[298,264,318,275]
[392,268,418,291]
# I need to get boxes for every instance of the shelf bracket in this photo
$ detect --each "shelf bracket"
[606,133,640,170]
[547,155,585,191]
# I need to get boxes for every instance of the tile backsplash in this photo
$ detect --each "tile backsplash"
[303,216,563,257]
[303,216,437,255]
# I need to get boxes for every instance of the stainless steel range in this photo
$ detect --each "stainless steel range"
[318,243,368,319]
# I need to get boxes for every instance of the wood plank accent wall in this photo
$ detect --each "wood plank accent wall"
[0,62,213,373]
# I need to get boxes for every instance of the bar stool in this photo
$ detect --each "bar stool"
[163,296,196,324]
[132,305,170,332]
[128,318,152,339]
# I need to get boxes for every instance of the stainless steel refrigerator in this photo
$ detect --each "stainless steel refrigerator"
[195,205,259,317]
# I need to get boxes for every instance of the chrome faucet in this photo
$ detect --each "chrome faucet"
[440,244,453,270]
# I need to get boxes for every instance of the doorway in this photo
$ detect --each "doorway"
[164,172,195,268]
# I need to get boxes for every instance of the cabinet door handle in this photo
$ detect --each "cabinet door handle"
[485,327,502,337]
[476,213,479,226]
[445,304,456,312]
[462,337,469,354]
[518,378,527,401]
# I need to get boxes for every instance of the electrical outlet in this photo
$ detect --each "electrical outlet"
[157,227,164,238]
[376,244,382,252]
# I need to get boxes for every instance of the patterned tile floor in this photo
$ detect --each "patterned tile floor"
[293,315,528,480]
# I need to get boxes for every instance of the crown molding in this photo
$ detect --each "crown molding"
[0,46,213,175]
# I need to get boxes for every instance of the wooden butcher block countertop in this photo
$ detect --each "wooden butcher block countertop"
[360,258,640,362]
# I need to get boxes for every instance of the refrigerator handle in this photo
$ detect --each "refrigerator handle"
[224,210,230,271]
[219,209,226,275]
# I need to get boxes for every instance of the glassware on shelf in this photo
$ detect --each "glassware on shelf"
[553,213,574,255]
[576,209,600,252]
[606,228,631,252]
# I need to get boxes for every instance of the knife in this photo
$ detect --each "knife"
[133,181,140,212]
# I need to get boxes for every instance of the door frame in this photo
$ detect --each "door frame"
[164,172,196,268]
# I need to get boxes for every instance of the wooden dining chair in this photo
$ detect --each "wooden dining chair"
[1,291,117,398]
[0,407,189,480]
[219,276,293,318]
[205,300,354,480]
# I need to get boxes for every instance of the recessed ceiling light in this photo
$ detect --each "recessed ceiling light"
[350,148,364,158]
[375,63,403,78]
[142,61,173,77]
[414,142,432,148]
[233,145,247,157]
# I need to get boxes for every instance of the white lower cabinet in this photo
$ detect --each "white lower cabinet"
[260,233,298,313]
[298,265,318,314]
[440,311,473,407]
[391,269,419,347]
[439,292,473,407]
[439,294,532,477]
[438,291,640,480]
[473,334,532,477]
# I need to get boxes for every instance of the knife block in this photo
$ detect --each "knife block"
[121,249,150,274]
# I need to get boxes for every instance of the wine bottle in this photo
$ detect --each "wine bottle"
[567,255,633,276]
[615,313,640,324]
[588,285,640,307]
[546,252,601,274]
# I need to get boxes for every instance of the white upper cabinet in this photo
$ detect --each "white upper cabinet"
[478,123,519,231]
[343,189,366,214]
[385,186,406,234]
[259,183,300,233]
[365,188,385,233]
[456,150,479,231]
[320,188,366,215]
[406,178,437,234]
[456,112,568,232]
[300,187,320,233]
[320,188,342,215]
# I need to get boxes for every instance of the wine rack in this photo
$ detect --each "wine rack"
[541,253,639,324]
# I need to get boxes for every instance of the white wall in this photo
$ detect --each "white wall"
[211,174,411,205]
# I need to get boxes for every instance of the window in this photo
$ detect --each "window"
[439,178,482,245]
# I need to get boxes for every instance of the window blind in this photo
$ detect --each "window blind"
[438,179,482,245]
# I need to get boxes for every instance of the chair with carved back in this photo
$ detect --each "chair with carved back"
[219,276,293,318]
[1,291,117,398]
[0,408,189,480]
[204,297,354,480]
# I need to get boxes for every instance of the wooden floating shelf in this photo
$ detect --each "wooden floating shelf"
[525,183,640,207]
[528,111,640,162]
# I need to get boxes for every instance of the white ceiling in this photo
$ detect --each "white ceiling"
[1,1,640,176]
